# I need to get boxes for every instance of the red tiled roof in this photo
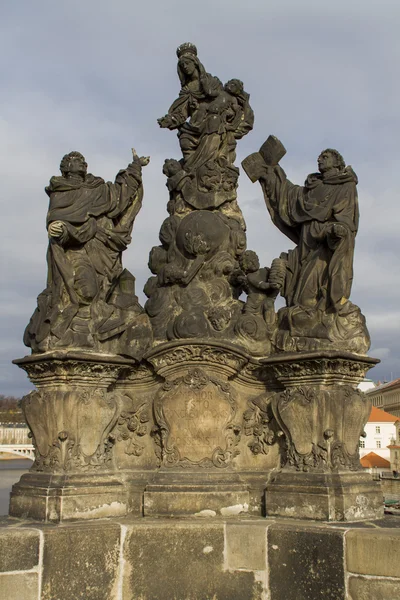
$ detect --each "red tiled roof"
[367,406,398,423]
[360,452,391,469]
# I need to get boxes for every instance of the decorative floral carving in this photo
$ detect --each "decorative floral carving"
[183,368,209,389]
[279,386,317,411]
[331,441,362,471]
[115,403,150,457]
[243,394,276,456]
[16,356,125,388]
[285,443,320,472]
[64,432,116,472]
[148,344,248,374]
[270,356,376,384]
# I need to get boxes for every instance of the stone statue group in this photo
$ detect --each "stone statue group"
[24,42,370,361]
[12,43,381,526]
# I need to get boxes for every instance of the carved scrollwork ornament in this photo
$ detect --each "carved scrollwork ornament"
[152,367,241,468]
[272,383,370,473]
[20,386,120,473]
[243,394,276,456]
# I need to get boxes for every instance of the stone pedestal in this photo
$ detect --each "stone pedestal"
[143,341,252,516]
[263,351,384,521]
[142,340,285,517]
[110,361,160,516]
[10,347,384,523]
[9,471,128,522]
[10,351,136,522]
[144,471,250,517]
[266,471,383,521]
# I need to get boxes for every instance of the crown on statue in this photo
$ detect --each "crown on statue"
[176,42,198,59]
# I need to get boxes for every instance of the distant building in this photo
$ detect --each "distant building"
[359,406,398,461]
[360,451,391,475]
[358,378,376,393]
[0,423,30,445]
[366,378,400,417]
[387,420,400,473]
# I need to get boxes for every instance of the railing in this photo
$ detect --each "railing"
[0,444,34,460]
[380,472,399,479]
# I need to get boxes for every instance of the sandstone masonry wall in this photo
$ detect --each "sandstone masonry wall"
[0,516,399,600]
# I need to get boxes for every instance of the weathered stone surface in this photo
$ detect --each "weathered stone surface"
[225,521,267,571]
[346,529,400,577]
[143,341,280,517]
[10,471,128,522]
[145,43,285,356]
[123,521,259,600]
[263,351,382,521]
[266,471,383,522]
[268,524,345,600]
[144,488,250,517]
[0,573,38,600]
[10,43,384,531]
[272,384,371,473]
[41,522,120,600]
[348,576,400,600]
[23,150,152,359]
[13,352,134,474]
[0,527,39,572]
[243,141,370,355]
[0,517,399,599]
[153,365,241,468]
[10,353,147,522]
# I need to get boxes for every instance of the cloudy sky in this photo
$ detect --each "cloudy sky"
[1,0,399,396]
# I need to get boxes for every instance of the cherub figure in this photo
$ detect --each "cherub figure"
[238,251,285,325]
[208,306,232,332]
[163,158,194,216]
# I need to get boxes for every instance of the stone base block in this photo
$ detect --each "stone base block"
[1,515,400,600]
[9,471,128,522]
[265,471,384,521]
[144,470,250,517]
[144,485,250,517]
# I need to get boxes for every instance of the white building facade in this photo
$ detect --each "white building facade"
[388,421,400,473]
[359,406,398,461]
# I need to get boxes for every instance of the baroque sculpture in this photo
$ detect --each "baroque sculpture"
[145,42,284,355]
[24,149,152,360]
[11,43,382,524]
[243,138,370,354]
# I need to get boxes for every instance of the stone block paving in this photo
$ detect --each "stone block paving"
[0,516,399,599]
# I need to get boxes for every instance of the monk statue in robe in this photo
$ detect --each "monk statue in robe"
[260,148,358,313]
[24,150,152,359]
[243,142,370,354]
